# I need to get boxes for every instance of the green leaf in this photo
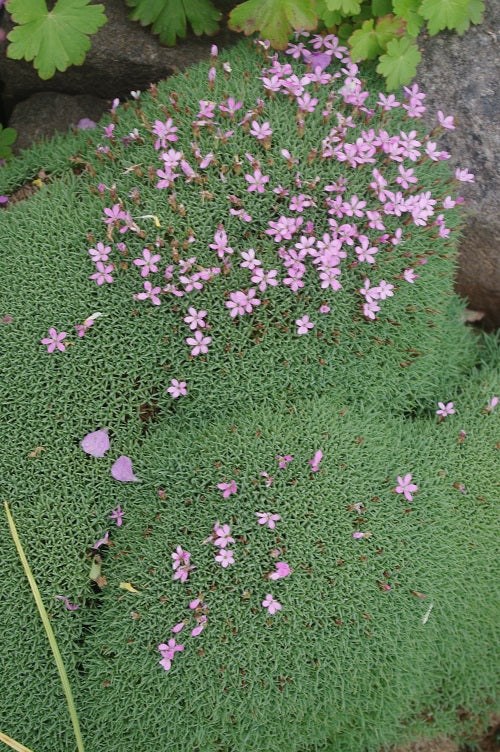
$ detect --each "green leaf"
[376,34,421,88]
[371,0,392,15]
[419,0,471,35]
[453,0,485,33]
[127,0,221,46]
[314,0,343,26]
[325,0,361,13]
[375,12,406,44]
[6,0,107,80]
[229,0,317,50]
[349,19,383,59]
[392,0,424,35]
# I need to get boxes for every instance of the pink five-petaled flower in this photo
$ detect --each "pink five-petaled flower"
[215,549,235,568]
[111,455,140,482]
[295,315,314,335]
[309,449,323,472]
[245,168,269,193]
[54,595,79,611]
[41,327,67,353]
[109,504,124,526]
[88,242,111,262]
[262,594,281,615]
[183,307,207,330]
[256,512,281,529]
[250,121,273,141]
[277,454,293,469]
[225,289,261,317]
[218,480,237,498]
[135,281,162,305]
[172,545,191,570]
[455,168,475,183]
[213,523,235,548]
[436,401,455,419]
[437,111,455,130]
[403,268,419,284]
[133,248,162,277]
[395,473,419,502]
[81,428,110,457]
[90,262,114,285]
[186,330,212,356]
[268,561,291,580]
[167,379,187,398]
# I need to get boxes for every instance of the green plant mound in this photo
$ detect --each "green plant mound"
[0,37,498,752]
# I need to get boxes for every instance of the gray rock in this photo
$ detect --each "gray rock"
[0,0,238,105]
[415,2,500,328]
[9,92,110,153]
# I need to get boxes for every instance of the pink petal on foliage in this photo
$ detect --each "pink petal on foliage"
[111,455,140,482]
[81,429,110,457]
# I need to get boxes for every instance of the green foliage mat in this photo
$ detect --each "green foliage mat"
[0,39,498,752]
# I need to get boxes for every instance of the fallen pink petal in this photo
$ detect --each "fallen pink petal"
[81,428,110,458]
[111,455,140,482]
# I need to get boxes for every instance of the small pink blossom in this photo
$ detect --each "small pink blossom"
[88,242,111,262]
[218,480,237,498]
[245,168,269,193]
[186,330,212,356]
[167,379,187,398]
[455,168,475,183]
[109,505,124,526]
[268,561,291,580]
[183,307,207,330]
[215,549,235,568]
[403,268,419,284]
[135,281,162,305]
[226,289,261,317]
[436,401,455,419]
[133,248,162,277]
[262,594,281,615]
[485,397,498,413]
[256,512,281,529]
[395,473,418,502]
[296,315,314,335]
[41,327,67,353]
[213,523,235,548]
[309,450,323,472]
[437,111,455,130]
[250,121,273,140]
[90,262,114,286]
[277,454,293,469]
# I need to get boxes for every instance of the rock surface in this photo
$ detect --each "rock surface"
[0,0,238,106]
[9,92,109,153]
[415,2,500,328]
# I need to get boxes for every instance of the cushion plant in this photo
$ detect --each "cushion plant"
[0,35,498,752]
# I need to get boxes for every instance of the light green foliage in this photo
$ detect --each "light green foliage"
[349,15,405,60]
[0,41,498,752]
[420,0,484,35]
[125,0,221,45]
[376,35,421,89]
[228,0,317,50]
[6,0,107,79]
[392,0,425,36]
[0,124,17,160]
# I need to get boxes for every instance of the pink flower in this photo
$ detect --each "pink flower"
[215,549,235,568]
[81,428,110,457]
[186,330,212,356]
[277,454,293,469]
[268,561,291,580]
[135,281,162,305]
[403,268,419,284]
[103,204,126,225]
[262,594,282,615]
[109,505,124,526]
[41,327,67,353]
[219,97,243,118]
[152,118,178,149]
[309,449,323,472]
[296,315,314,335]
[90,262,114,285]
[395,473,419,502]
[250,121,273,140]
[88,242,111,262]
[173,564,195,584]
[245,168,269,193]
[183,307,207,330]
[158,638,184,670]
[218,480,238,498]
[256,512,281,529]
[167,379,187,398]
[240,248,261,271]
[363,300,380,320]
[436,401,455,419]
[93,532,109,549]
[455,168,475,183]
[54,595,79,610]
[213,523,235,548]
[226,289,261,317]
[437,111,455,130]
[133,248,162,277]
[172,546,191,570]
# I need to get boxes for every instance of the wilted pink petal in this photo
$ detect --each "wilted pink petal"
[111,455,140,482]
[81,429,110,457]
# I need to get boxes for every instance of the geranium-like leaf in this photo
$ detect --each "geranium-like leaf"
[419,0,471,35]
[375,13,407,45]
[392,0,425,36]
[314,0,342,26]
[376,35,421,89]
[371,0,392,15]
[453,0,485,34]
[126,0,221,46]
[6,0,107,80]
[229,0,317,51]
[0,125,18,160]
[111,455,140,482]
[349,19,383,60]
[324,0,361,15]
[81,428,110,458]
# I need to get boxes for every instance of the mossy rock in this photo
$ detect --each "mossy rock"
[0,37,498,752]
